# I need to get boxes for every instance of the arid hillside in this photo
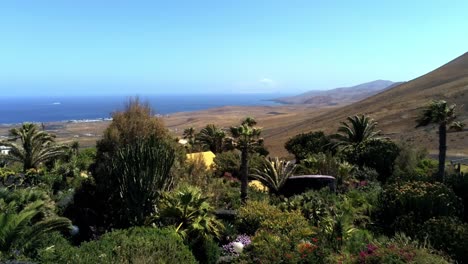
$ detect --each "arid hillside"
[263,52,468,156]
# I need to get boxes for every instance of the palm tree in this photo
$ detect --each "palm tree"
[2,123,67,172]
[416,100,464,181]
[183,127,196,145]
[230,117,263,202]
[333,115,380,148]
[250,157,297,195]
[196,124,226,154]
[0,200,71,254]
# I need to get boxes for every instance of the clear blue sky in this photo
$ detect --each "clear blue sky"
[1,0,467,96]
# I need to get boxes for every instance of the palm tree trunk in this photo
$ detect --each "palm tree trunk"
[240,147,249,203]
[438,123,447,182]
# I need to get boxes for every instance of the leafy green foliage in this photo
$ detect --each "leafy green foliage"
[285,131,331,161]
[420,217,468,263]
[0,199,71,257]
[39,227,197,264]
[343,139,400,182]
[446,172,468,221]
[377,181,463,234]
[237,200,317,263]
[152,185,224,240]
[237,200,313,237]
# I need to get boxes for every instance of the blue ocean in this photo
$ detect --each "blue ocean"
[0,94,284,124]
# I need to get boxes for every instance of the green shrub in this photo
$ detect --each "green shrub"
[189,237,220,264]
[352,166,379,182]
[284,131,332,162]
[446,172,468,221]
[357,139,400,182]
[377,181,463,234]
[420,217,468,263]
[236,200,317,263]
[335,234,450,264]
[279,190,338,227]
[153,184,224,240]
[39,227,197,264]
[240,230,325,264]
[392,158,438,183]
[237,200,313,237]
[237,200,282,235]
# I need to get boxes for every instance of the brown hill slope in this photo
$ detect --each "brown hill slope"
[265,52,468,156]
[273,80,399,105]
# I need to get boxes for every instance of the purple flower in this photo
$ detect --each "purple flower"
[222,234,251,256]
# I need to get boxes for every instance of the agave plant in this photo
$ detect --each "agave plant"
[154,185,223,240]
[250,157,297,195]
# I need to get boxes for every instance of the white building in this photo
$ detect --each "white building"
[0,146,11,155]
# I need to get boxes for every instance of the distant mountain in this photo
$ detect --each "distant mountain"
[263,52,468,156]
[273,80,402,105]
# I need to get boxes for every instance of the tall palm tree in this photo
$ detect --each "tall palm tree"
[230,117,263,202]
[250,157,297,195]
[196,124,226,154]
[416,100,464,181]
[2,123,68,171]
[333,115,380,148]
[183,127,196,145]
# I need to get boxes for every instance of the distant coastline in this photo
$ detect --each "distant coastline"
[0,94,289,125]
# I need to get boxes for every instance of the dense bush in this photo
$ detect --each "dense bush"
[377,181,463,234]
[279,189,338,226]
[285,131,332,162]
[152,184,224,239]
[343,139,400,183]
[236,200,313,237]
[39,227,197,264]
[420,217,468,263]
[237,201,318,263]
[446,172,468,221]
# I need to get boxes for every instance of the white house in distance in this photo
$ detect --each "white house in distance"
[0,146,11,155]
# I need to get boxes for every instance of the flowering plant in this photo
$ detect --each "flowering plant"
[222,234,251,256]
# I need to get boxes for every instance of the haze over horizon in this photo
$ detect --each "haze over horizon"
[1,1,467,96]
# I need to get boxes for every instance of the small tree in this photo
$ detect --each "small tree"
[229,118,263,203]
[416,100,464,181]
